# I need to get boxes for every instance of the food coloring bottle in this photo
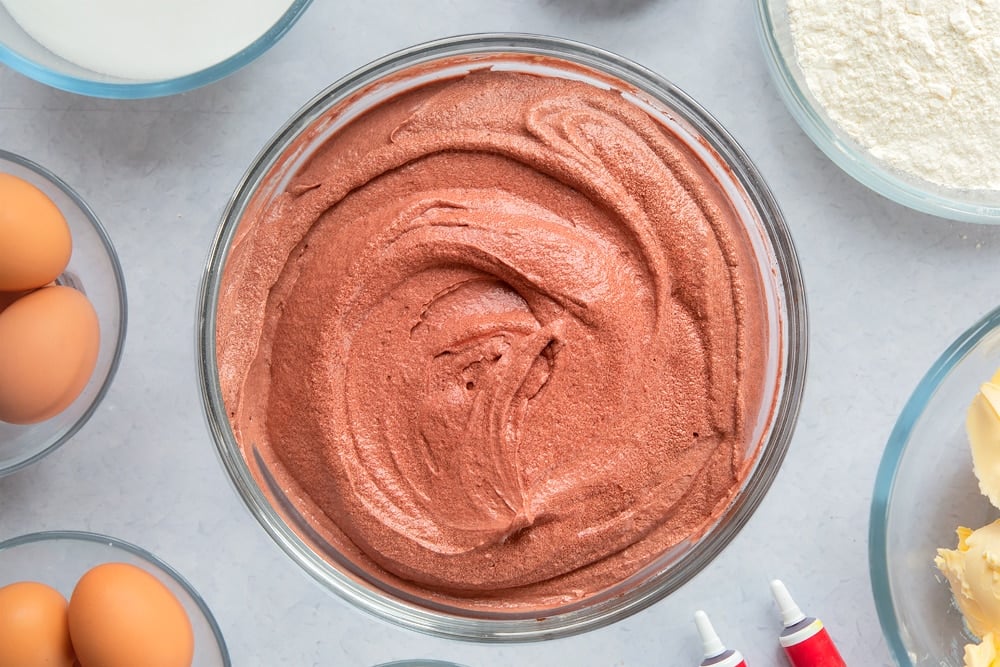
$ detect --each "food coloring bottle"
[769,579,847,667]
[694,609,748,667]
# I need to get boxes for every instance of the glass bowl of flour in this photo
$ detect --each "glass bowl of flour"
[0,0,312,98]
[756,0,1000,223]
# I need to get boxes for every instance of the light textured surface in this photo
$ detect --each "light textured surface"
[1,1,1000,665]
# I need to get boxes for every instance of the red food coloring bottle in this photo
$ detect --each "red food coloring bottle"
[694,609,749,667]
[770,579,847,667]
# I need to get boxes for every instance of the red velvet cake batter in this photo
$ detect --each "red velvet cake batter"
[217,66,768,609]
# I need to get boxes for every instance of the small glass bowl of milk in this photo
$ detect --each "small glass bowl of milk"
[0,0,312,98]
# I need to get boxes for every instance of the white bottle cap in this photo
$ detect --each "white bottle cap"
[694,609,725,658]
[770,579,807,626]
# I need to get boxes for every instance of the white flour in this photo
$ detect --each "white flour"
[1,0,295,81]
[787,0,1000,191]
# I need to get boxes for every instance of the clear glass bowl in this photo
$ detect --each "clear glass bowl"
[0,0,312,98]
[197,33,808,641]
[870,305,1000,666]
[0,149,126,477]
[373,662,467,667]
[755,0,1000,223]
[0,530,231,666]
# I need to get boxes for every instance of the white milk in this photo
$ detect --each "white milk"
[2,0,296,80]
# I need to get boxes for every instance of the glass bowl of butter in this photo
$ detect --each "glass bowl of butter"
[871,304,1000,666]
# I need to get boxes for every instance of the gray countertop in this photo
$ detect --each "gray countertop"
[3,1,1000,665]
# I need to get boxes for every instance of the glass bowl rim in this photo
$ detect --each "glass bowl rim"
[0,148,128,478]
[869,304,1000,666]
[0,529,231,664]
[753,0,1000,224]
[196,32,809,642]
[0,0,313,99]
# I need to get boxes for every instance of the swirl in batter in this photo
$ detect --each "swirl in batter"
[217,67,768,608]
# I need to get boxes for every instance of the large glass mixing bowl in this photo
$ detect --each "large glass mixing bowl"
[197,33,808,641]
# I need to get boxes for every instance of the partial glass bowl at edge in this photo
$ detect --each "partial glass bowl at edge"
[0,0,312,98]
[197,33,809,641]
[0,149,127,477]
[755,0,1000,223]
[0,531,231,666]
[871,305,1000,666]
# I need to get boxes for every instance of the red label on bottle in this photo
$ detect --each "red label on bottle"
[783,626,847,667]
[700,651,748,667]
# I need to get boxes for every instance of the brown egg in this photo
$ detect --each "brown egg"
[0,581,76,667]
[0,290,29,314]
[68,563,194,667]
[0,173,72,291]
[0,285,100,424]
[0,282,54,316]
